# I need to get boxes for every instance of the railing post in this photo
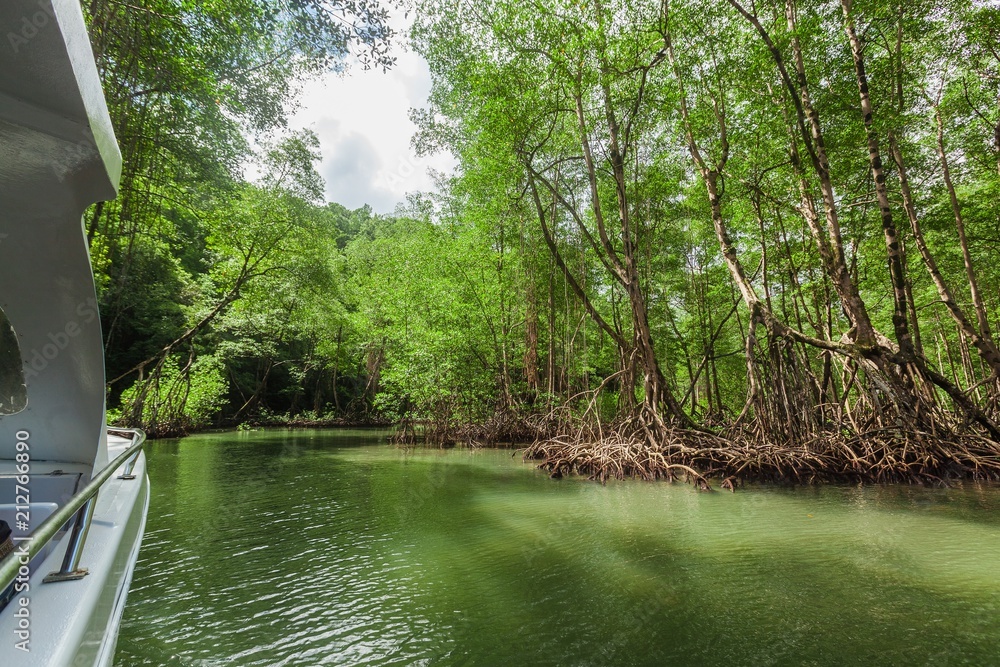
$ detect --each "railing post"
[118,451,141,480]
[43,495,97,583]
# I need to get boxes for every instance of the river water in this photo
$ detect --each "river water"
[115,428,1000,666]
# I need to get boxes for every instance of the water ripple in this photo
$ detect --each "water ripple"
[116,431,1000,667]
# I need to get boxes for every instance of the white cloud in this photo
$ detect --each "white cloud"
[288,37,455,214]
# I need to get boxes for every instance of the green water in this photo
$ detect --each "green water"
[115,429,1000,666]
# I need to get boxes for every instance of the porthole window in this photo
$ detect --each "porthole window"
[0,308,26,415]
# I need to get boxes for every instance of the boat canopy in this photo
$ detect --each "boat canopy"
[0,0,121,466]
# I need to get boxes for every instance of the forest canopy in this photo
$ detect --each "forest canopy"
[90,0,1000,483]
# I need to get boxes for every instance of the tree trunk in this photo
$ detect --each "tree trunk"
[524,277,540,397]
[889,133,1000,379]
[936,107,993,342]
[842,0,914,361]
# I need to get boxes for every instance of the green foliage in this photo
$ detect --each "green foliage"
[96,0,1000,439]
[110,355,228,434]
[410,0,1000,428]
[344,209,512,425]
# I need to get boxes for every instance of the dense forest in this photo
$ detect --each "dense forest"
[89,0,1000,484]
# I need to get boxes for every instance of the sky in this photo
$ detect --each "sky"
[285,32,456,215]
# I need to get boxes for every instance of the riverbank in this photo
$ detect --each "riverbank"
[122,408,1000,487]
[383,408,1000,487]
[247,415,394,430]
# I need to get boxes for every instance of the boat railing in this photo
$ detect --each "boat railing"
[0,428,146,591]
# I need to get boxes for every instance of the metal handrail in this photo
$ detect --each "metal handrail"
[0,428,146,591]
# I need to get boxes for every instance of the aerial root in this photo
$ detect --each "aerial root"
[522,423,1000,487]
